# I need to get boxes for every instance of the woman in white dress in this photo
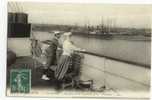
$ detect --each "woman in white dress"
[55,32,85,81]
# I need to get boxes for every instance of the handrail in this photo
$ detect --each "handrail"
[78,51,150,68]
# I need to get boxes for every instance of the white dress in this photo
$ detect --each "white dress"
[55,39,83,80]
[62,39,82,56]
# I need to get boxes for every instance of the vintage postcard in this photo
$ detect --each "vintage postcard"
[6,1,151,99]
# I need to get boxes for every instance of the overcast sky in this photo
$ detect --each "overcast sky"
[8,2,152,28]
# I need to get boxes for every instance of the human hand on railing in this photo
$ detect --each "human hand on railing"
[78,49,86,54]
[81,49,86,52]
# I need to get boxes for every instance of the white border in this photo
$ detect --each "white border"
[1,0,152,100]
[7,0,152,4]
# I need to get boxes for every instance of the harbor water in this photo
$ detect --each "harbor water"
[71,35,151,67]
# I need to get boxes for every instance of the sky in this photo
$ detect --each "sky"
[8,2,152,28]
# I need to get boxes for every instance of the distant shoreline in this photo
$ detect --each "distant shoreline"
[73,33,151,41]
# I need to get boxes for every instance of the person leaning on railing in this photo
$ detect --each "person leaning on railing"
[54,32,85,89]
[30,31,62,80]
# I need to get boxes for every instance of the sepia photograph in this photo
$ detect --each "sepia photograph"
[6,1,151,99]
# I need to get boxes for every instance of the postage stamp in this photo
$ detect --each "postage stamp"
[10,69,31,93]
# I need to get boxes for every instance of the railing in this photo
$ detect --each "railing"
[79,51,150,68]
[78,50,150,95]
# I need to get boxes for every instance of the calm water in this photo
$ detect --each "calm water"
[72,35,151,67]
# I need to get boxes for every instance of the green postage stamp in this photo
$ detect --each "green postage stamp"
[10,69,31,93]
